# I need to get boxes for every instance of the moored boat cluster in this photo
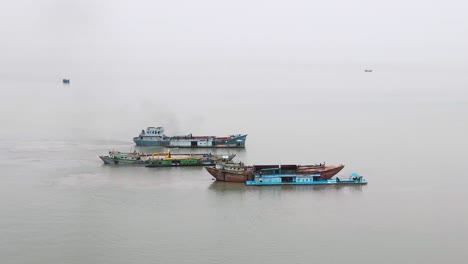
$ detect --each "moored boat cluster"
[101,126,367,186]
[100,150,235,167]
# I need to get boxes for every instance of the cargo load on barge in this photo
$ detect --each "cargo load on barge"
[133,127,247,148]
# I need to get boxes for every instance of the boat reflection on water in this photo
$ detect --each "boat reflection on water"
[273,184,366,192]
[207,181,252,193]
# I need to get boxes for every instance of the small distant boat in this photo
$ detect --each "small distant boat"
[246,170,367,186]
[62,79,70,84]
[99,150,235,166]
[364,70,373,73]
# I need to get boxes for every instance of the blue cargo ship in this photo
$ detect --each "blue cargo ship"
[133,127,247,148]
[246,169,367,186]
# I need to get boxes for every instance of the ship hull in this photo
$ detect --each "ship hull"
[134,133,247,148]
[205,167,254,182]
[100,152,235,166]
[100,156,147,165]
[296,165,345,180]
[101,157,233,166]
[145,161,220,167]
[133,137,169,146]
[246,178,367,186]
[205,164,345,182]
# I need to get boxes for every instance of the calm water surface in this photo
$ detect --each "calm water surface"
[1,65,468,263]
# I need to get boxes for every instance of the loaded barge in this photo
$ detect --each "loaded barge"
[205,163,345,183]
[133,127,247,148]
[100,150,235,166]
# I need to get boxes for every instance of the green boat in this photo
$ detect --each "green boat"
[145,156,230,167]
[100,150,235,166]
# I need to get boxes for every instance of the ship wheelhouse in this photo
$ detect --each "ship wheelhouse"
[139,127,166,140]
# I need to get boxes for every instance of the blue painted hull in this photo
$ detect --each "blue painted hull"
[246,179,367,186]
[133,137,169,146]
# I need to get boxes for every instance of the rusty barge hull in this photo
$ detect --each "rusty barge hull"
[205,166,254,182]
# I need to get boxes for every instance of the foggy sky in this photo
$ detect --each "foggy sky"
[1,0,468,75]
[1,0,467,141]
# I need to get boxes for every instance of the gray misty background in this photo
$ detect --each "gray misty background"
[1,0,467,140]
[1,1,468,264]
